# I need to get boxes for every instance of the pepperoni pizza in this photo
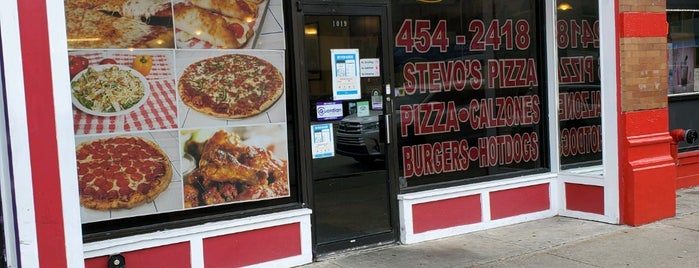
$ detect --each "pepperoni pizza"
[76,136,173,210]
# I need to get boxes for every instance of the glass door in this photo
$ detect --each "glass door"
[295,2,397,255]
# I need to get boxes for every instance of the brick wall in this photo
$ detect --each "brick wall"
[618,0,668,112]
[619,37,668,112]
[619,0,666,13]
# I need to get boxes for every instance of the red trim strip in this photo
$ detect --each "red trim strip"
[16,0,67,266]
[619,12,667,38]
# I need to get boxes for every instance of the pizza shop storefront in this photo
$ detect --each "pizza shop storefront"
[0,0,677,267]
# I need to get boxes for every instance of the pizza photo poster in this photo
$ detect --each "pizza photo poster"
[64,0,273,50]
[176,50,286,128]
[65,0,289,224]
[70,50,178,135]
[180,124,290,208]
[75,131,183,223]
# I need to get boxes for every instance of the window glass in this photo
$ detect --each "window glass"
[556,0,603,170]
[668,11,699,95]
[63,0,300,238]
[667,1,699,151]
[392,0,548,188]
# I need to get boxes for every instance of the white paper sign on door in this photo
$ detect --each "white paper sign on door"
[311,123,335,159]
[360,58,380,77]
[331,49,361,100]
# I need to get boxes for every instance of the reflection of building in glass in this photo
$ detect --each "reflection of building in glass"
[668,46,695,94]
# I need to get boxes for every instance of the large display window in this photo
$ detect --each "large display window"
[668,1,699,151]
[556,0,602,169]
[63,0,301,240]
[392,0,549,189]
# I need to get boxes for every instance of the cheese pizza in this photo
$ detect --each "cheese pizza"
[84,0,173,18]
[178,54,284,118]
[65,0,174,49]
[76,136,172,210]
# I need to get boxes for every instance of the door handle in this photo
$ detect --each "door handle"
[384,114,391,144]
[383,84,392,145]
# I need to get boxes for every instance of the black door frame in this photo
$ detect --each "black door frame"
[289,0,400,256]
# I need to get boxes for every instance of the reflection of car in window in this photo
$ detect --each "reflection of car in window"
[335,110,383,164]
[334,91,438,164]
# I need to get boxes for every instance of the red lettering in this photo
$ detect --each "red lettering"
[584,56,595,83]
[487,59,499,89]
[487,58,538,89]
[400,105,414,137]
[476,133,539,167]
[530,132,539,161]
[559,125,602,157]
[418,103,432,134]
[451,60,466,91]
[496,98,506,126]
[401,140,471,178]
[422,143,434,175]
[522,133,531,162]
[513,134,523,163]
[403,63,418,95]
[435,142,446,172]
[445,101,460,132]
[403,146,415,178]
[428,62,442,92]
[433,102,446,133]
[471,60,483,89]
[458,140,470,170]
[470,99,480,130]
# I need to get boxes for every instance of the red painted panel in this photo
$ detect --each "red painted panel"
[412,195,481,234]
[565,183,604,215]
[619,12,667,38]
[84,242,191,268]
[622,162,676,225]
[16,0,66,266]
[84,256,109,268]
[620,110,676,226]
[490,184,550,220]
[677,151,699,189]
[204,223,301,267]
[622,109,669,138]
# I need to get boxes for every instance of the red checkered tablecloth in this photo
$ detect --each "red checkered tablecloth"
[71,51,178,135]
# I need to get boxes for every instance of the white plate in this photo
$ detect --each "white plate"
[71,64,150,117]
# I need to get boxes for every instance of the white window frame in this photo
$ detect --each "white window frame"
[545,0,620,224]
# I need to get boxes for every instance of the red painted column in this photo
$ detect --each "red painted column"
[619,110,675,225]
[617,11,676,225]
[16,0,68,266]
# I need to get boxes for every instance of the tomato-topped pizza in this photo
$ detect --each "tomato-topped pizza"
[76,136,172,210]
[190,0,259,21]
[173,0,265,48]
[173,2,255,49]
[178,54,284,118]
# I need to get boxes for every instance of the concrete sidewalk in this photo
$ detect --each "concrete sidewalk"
[299,186,699,267]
